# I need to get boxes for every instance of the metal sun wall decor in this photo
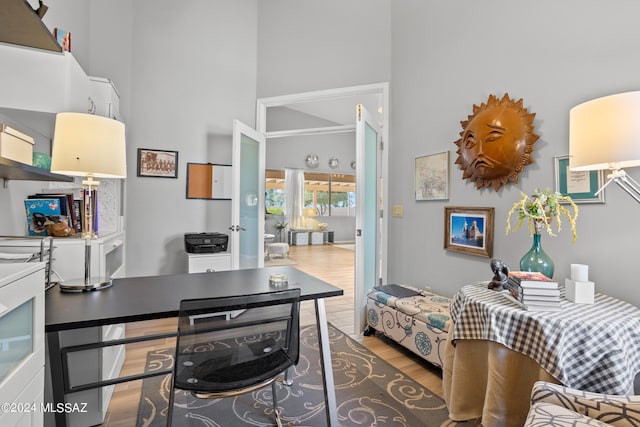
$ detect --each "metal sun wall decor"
[454,93,539,191]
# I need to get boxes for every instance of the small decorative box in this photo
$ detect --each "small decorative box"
[565,278,594,304]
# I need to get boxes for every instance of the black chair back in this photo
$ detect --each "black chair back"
[167,288,300,424]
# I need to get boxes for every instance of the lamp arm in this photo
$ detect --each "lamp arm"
[613,171,640,203]
[594,175,618,196]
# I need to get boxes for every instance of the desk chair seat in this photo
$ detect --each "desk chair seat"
[168,289,301,426]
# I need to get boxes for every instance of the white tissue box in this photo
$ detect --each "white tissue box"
[565,278,594,304]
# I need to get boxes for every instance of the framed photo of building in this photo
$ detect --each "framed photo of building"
[415,151,449,201]
[554,155,605,204]
[137,148,179,178]
[444,206,494,257]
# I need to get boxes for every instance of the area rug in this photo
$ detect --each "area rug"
[136,324,476,426]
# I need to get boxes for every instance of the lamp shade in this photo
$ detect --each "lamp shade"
[51,112,126,178]
[569,91,640,172]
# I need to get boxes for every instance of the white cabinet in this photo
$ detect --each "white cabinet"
[89,77,121,120]
[187,253,231,273]
[0,263,45,427]
[49,231,126,282]
[0,44,91,117]
[45,325,125,427]
[39,232,125,427]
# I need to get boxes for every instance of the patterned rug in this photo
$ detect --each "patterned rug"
[136,324,476,426]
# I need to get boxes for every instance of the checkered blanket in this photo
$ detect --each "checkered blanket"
[450,282,640,395]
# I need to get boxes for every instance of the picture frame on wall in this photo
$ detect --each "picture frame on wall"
[554,155,605,204]
[137,148,179,178]
[444,206,494,258]
[415,151,449,201]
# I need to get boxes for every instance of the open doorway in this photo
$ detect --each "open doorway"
[257,83,389,336]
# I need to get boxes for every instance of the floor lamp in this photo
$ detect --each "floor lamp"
[569,91,640,203]
[50,112,127,292]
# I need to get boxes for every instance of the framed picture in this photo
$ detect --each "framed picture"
[415,151,449,201]
[444,206,494,257]
[554,155,605,204]
[137,148,179,178]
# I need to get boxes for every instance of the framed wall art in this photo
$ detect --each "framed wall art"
[137,148,179,178]
[554,155,605,204]
[444,206,494,257]
[415,151,449,201]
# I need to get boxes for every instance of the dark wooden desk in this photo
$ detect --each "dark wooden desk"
[45,266,343,426]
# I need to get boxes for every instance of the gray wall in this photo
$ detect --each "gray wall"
[389,0,640,308]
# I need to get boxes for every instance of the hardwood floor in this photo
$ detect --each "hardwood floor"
[101,244,444,426]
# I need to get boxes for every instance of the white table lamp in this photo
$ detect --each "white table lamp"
[569,91,640,203]
[51,112,126,292]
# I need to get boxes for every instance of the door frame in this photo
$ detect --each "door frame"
[256,82,389,332]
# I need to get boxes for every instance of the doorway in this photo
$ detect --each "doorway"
[256,83,389,335]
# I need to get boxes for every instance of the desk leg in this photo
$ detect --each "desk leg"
[47,331,68,427]
[314,298,338,426]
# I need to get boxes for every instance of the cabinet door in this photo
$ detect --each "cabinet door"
[188,254,231,273]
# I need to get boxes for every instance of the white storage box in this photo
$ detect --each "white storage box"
[0,125,34,165]
[294,232,309,245]
[565,278,595,304]
[310,232,324,245]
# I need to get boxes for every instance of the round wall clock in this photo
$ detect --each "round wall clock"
[454,93,539,191]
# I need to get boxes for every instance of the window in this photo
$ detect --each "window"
[265,170,355,216]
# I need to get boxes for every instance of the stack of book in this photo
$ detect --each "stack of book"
[504,271,561,311]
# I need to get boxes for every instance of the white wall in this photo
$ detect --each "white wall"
[389,0,640,308]
[256,0,392,98]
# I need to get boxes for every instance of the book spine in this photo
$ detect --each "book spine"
[504,279,523,302]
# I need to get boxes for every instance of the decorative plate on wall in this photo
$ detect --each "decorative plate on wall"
[453,93,539,191]
[305,154,319,169]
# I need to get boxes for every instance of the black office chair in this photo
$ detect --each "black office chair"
[167,289,301,426]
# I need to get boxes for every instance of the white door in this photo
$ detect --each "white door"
[231,120,265,269]
[354,104,382,333]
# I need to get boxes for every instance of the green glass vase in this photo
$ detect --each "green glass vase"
[519,233,554,278]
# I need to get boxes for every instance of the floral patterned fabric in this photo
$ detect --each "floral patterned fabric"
[367,285,452,368]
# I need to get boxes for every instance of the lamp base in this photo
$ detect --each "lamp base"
[59,278,113,293]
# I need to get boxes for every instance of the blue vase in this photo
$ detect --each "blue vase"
[519,233,554,278]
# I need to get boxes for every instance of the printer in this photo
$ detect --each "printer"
[184,232,229,253]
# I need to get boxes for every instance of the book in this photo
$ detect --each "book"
[524,303,562,312]
[522,294,561,303]
[521,287,561,297]
[30,193,75,229]
[503,279,523,302]
[501,290,562,312]
[523,295,560,305]
[508,271,558,289]
[53,28,71,52]
[24,198,62,236]
[73,199,82,233]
